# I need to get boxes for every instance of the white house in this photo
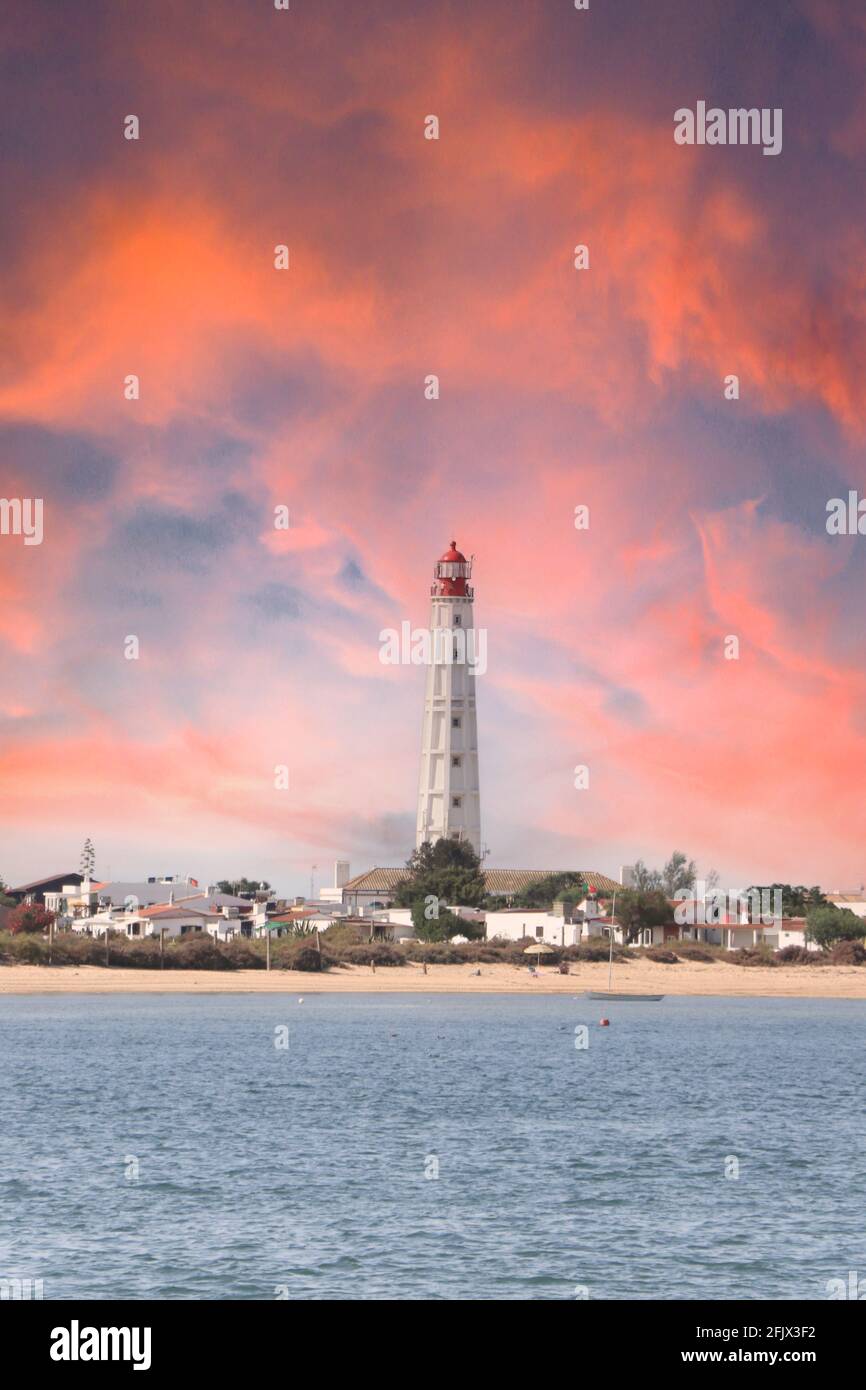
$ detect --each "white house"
[484,909,581,946]
[826,893,866,919]
[136,904,225,939]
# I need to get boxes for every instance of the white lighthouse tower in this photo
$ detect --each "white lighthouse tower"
[415,541,482,856]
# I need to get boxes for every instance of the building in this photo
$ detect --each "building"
[826,892,866,919]
[319,861,351,904]
[340,866,620,913]
[8,872,84,906]
[416,541,482,855]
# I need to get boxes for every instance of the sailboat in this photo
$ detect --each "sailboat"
[583,889,665,1001]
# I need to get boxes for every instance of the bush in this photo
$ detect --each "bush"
[775,945,821,966]
[221,939,266,970]
[338,943,405,967]
[119,940,164,969]
[320,920,369,951]
[6,904,56,936]
[401,940,466,965]
[452,942,511,963]
[829,940,866,966]
[641,947,679,964]
[276,943,332,973]
[3,934,47,963]
[166,935,236,971]
[729,945,778,968]
[563,941,630,963]
[674,944,718,963]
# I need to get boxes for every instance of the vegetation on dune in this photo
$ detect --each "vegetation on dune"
[2,922,865,972]
[728,944,778,968]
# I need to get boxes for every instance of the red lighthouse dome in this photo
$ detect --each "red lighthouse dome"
[432,540,473,597]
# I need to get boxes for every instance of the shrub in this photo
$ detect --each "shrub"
[40,932,101,965]
[320,920,369,951]
[338,943,405,967]
[563,941,629,963]
[829,940,866,966]
[120,940,164,969]
[166,935,235,971]
[277,943,331,973]
[401,940,465,965]
[674,944,717,963]
[5,934,46,963]
[221,939,265,970]
[775,945,821,966]
[729,945,778,968]
[452,942,510,963]
[6,904,56,936]
[641,947,679,964]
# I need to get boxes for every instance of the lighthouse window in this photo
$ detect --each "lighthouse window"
[451,755,461,768]
[454,615,462,626]
[451,716,461,729]
[452,796,462,808]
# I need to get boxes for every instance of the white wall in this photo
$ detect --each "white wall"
[485,911,580,946]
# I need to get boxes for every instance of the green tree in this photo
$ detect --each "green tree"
[633,852,718,896]
[217,878,272,897]
[510,872,588,909]
[805,904,864,952]
[395,839,486,912]
[614,889,672,944]
[80,838,96,878]
[409,898,483,943]
[0,874,15,908]
[747,884,826,917]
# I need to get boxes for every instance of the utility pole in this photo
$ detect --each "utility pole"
[266,925,271,972]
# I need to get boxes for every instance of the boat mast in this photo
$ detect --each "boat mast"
[608,889,617,992]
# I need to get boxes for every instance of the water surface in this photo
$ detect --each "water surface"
[1,993,863,1299]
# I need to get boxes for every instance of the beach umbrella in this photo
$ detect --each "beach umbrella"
[523,942,554,970]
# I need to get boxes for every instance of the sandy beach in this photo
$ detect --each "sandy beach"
[2,960,865,998]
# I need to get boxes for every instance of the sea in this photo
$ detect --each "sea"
[0,993,863,1300]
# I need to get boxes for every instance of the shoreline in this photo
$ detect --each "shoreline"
[1,960,865,999]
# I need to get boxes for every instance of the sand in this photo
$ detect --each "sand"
[1,960,865,998]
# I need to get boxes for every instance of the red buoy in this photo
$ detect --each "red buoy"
[599,1017,610,1027]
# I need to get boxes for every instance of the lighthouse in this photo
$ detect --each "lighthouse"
[415,541,482,856]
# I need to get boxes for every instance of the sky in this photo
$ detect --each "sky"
[1,0,865,897]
